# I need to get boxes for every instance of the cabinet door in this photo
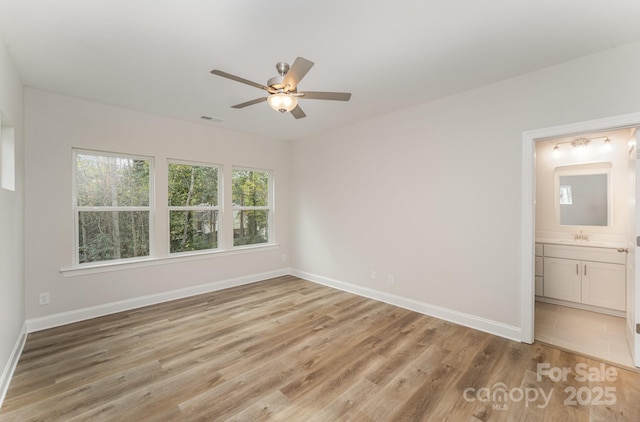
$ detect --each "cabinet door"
[581,261,626,311]
[544,257,581,302]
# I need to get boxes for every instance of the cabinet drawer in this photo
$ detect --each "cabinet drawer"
[535,243,543,257]
[544,244,625,264]
[535,256,543,277]
[535,276,543,296]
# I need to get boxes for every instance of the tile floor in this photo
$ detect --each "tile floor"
[535,301,634,368]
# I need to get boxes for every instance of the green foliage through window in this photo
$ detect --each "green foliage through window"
[74,153,275,264]
[78,211,149,262]
[232,169,270,246]
[168,162,219,253]
[75,152,151,264]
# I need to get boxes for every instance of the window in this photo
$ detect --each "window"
[0,111,15,191]
[168,161,220,253]
[74,150,152,264]
[232,167,271,246]
[559,185,573,205]
[69,154,273,271]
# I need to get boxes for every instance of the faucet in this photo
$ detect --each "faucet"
[573,229,589,241]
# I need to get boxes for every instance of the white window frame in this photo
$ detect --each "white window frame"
[232,166,274,248]
[168,159,222,255]
[0,111,15,191]
[72,149,155,266]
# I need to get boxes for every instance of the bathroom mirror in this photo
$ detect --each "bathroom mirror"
[554,163,611,227]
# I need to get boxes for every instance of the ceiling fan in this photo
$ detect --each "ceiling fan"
[211,57,351,119]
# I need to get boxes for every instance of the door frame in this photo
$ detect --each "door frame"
[520,112,640,344]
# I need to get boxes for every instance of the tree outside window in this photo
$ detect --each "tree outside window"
[74,151,152,264]
[168,162,220,253]
[232,168,271,246]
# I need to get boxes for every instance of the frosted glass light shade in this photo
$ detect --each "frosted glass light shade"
[267,93,298,113]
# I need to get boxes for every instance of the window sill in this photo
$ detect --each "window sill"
[60,244,280,277]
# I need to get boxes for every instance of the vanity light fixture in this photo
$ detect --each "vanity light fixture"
[552,136,612,157]
[570,137,590,148]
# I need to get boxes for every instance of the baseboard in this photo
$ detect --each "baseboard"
[0,322,27,409]
[26,268,290,333]
[536,296,625,318]
[291,269,522,342]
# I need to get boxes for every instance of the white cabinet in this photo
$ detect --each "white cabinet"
[544,257,581,302]
[581,261,626,310]
[541,243,626,312]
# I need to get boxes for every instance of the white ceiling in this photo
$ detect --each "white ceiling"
[1,1,639,141]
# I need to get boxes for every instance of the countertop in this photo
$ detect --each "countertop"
[535,238,628,249]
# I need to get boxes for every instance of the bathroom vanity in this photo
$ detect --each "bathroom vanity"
[532,154,635,317]
[535,241,627,316]
[533,159,631,316]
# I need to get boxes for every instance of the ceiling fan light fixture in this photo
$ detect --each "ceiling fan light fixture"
[211,57,351,119]
[267,93,298,113]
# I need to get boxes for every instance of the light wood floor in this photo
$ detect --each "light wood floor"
[2,276,640,421]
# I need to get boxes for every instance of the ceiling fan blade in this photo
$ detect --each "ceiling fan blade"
[231,97,268,109]
[290,105,306,119]
[211,70,274,93]
[298,91,352,101]
[282,57,314,91]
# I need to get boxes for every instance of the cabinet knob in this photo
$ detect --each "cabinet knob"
[617,248,629,254]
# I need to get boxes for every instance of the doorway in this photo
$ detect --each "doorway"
[521,113,640,369]
[534,129,633,366]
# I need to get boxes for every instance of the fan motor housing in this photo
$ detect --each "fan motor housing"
[268,76,285,90]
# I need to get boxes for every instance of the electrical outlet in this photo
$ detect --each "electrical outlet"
[39,292,50,305]
[371,270,377,280]
[388,275,395,285]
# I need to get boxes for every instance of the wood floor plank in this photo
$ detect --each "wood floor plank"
[306,378,381,421]
[1,360,166,421]
[368,342,457,420]
[226,390,290,422]
[66,360,224,422]
[1,276,640,421]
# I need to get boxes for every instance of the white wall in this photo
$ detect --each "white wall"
[0,36,25,398]
[24,89,291,321]
[535,130,633,244]
[291,40,640,332]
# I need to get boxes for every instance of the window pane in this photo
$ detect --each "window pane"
[233,210,268,246]
[78,211,150,263]
[76,153,150,207]
[168,163,218,207]
[232,169,269,207]
[170,210,219,253]
[1,112,16,191]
